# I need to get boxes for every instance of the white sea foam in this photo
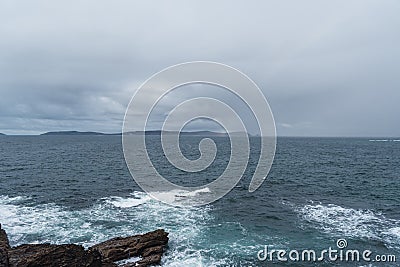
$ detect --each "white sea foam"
[0,195,30,203]
[0,193,234,266]
[369,139,400,142]
[115,256,141,265]
[383,226,400,246]
[105,194,151,208]
[297,204,381,238]
[162,248,229,267]
[149,187,212,205]
[296,203,400,248]
[387,227,400,237]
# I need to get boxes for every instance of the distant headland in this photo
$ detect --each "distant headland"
[40,130,241,136]
[0,130,252,136]
[40,131,118,136]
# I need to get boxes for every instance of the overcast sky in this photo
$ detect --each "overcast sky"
[0,0,399,136]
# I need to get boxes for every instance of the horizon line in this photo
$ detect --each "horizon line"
[0,130,399,138]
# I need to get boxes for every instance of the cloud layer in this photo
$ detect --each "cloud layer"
[1,0,399,136]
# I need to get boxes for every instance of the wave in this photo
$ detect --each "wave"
[105,193,151,208]
[148,187,212,205]
[369,139,400,142]
[0,193,254,266]
[0,195,30,203]
[295,203,400,249]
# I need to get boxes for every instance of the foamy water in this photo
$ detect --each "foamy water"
[0,192,251,266]
[296,203,400,249]
[1,136,399,266]
[369,139,400,142]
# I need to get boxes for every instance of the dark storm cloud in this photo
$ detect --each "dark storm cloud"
[0,0,399,136]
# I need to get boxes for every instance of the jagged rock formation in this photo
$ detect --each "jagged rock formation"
[8,244,103,267]
[0,225,10,267]
[0,224,168,267]
[89,229,169,267]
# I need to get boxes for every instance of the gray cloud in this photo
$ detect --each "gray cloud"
[0,0,399,136]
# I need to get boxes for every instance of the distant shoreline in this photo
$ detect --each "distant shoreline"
[40,130,232,136]
[40,131,120,136]
[1,131,399,138]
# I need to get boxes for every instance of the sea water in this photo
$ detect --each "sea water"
[0,135,399,266]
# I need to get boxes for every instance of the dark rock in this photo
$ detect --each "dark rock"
[135,254,162,267]
[100,261,118,267]
[0,224,10,267]
[89,229,168,266]
[8,244,102,267]
[141,245,164,257]
[0,225,168,267]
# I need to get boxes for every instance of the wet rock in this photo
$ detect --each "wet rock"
[89,229,168,266]
[134,253,162,267]
[0,225,168,267]
[8,243,102,267]
[0,224,10,267]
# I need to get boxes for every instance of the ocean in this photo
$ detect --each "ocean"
[0,135,399,266]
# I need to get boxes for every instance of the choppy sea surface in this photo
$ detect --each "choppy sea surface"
[0,135,399,266]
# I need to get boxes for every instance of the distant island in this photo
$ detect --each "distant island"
[125,130,229,136]
[40,131,118,136]
[40,130,250,136]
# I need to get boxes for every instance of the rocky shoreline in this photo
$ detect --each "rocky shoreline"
[0,224,168,267]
